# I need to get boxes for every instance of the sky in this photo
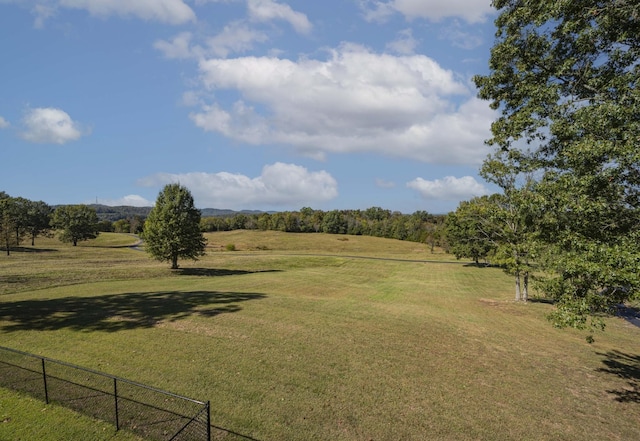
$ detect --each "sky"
[0,0,500,214]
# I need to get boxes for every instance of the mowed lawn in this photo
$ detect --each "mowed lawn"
[1,231,639,440]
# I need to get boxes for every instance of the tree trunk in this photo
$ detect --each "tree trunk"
[514,271,521,301]
[522,271,529,302]
[171,255,179,269]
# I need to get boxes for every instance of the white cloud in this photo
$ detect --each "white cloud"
[154,32,196,59]
[407,175,489,200]
[21,107,85,144]
[155,23,269,60]
[361,0,493,24]
[58,0,195,24]
[138,163,338,209]
[0,116,9,129]
[247,0,312,34]
[5,0,195,26]
[386,28,419,55]
[99,195,153,207]
[207,21,269,57]
[190,44,494,164]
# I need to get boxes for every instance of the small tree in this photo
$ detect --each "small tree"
[143,184,207,269]
[51,205,100,246]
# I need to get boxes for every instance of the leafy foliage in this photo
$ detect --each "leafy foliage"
[475,0,640,334]
[51,205,100,246]
[142,184,207,269]
[445,197,496,265]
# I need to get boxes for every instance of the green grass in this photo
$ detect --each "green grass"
[1,232,639,440]
[0,388,142,441]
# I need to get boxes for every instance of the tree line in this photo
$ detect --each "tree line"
[1,190,449,255]
[0,192,103,254]
[200,207,446,249]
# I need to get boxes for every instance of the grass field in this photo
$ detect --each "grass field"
[1,231,639,440]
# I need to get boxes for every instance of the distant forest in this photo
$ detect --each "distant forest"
[86,204,446,249]
[87,204,267,221]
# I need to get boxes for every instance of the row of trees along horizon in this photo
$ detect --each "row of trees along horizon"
[0,191,449,251]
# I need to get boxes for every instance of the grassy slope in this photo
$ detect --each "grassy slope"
[1,232,639,440]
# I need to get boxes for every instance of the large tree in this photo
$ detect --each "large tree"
[51,205,100,246]
[143,184,207,269]
[25,200,52,246]
[445,197,496,266]
[475,0,640,334]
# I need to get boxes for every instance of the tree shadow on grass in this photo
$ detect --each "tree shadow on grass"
[175,268,282,277]
[0,290,266,333]
[598,350,640,403]
[3,246,58,253]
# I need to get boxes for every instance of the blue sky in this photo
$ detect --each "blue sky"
[1,0,499,213]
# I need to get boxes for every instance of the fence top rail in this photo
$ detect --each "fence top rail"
[0,345,206,406]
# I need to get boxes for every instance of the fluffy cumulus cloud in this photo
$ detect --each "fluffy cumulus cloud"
[21,107,85,144]
[247,0,312,34]
[190,44,494,164]
[99,195,153,207]
[0,116,9,129]
[406,175,489,200]
[361,0,493,24]
[138,163,338,209]
[154,0,309,60]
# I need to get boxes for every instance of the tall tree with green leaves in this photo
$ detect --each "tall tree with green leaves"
[143,184,207,269]
[475,0,640,335]
[445,197,497,266]
[0,195,18,255]
[51,205,100,246]
[25,200,52,246]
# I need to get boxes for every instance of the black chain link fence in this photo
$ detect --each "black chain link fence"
[0,345,210,441]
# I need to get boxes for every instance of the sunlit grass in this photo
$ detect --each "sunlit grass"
[1,231,639,440]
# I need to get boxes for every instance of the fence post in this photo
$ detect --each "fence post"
[114,378,120,431]
[207,401,211,441]
[41,358,49,404]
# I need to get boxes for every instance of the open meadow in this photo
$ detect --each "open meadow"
[1,231,639,440]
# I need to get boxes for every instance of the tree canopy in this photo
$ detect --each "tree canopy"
[51,205,100,246]
[474,0,640,335]
[143,184,207,269]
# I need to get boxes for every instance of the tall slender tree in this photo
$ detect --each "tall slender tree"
[143,184,207,269]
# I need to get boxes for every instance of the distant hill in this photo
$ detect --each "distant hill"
[84,204,269,222]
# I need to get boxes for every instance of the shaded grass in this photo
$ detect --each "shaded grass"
[0,388,142,441]
[1,232,639,440]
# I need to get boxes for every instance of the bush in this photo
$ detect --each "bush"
[225,243,236,251]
